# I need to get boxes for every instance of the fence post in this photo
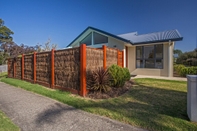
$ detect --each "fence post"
[103,45,106,69]
[51,49,55,88]
[122,50,124,67]
[80,44,86,97]
[33,52,36,83]
[13,60,16,78]
[117,50,119,66]
[126,46,128,68]
[7,58,10,77]
[21,54,24,80]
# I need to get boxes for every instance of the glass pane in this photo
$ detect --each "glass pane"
[155,59,163,69]
[93,32,108,44]
[80,33,92,45]
[145,60,155,68]
[136,60,144,68]
[144,45,154,59]
[136,46,142,59]
[156,44,163,58]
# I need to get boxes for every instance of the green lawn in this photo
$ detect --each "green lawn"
[0,110,19,131]
[0,72,7,79]
[1,77,197,131]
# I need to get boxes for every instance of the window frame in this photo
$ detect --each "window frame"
[136,44,163,69]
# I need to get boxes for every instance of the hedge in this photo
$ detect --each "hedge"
[174,64,197,77]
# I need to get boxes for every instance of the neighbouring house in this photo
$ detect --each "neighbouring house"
[67,27,183,77]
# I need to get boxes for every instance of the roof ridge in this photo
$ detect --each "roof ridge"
[136,29,178,36]
[118,32,138,36]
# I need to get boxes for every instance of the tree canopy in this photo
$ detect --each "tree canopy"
[0,18,39,64]
[0,19,14,43]
[176,49,197,66]
[174,49,183,57]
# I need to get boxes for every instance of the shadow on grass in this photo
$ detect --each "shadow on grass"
[34,83,193,131]
[77,84,193,131]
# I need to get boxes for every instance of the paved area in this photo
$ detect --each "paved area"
[132,75,187,81]
[0,82,146,131]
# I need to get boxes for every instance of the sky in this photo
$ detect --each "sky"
[1,0,197,52]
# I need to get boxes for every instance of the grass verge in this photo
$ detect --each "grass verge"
[0,110,19,131]
[0,72,7,79]
[1,77,197,131]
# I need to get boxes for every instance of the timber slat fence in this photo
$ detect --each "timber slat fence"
[7,44,124,96]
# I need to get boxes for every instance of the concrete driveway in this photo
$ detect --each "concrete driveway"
[0,82,146,131]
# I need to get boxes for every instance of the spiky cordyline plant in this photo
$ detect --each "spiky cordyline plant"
[87,67,111,92]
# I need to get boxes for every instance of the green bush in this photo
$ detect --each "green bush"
[108,64,130,87]
[174,64,185,74]
[174,64,197,77]
[123,67,131,81]
[180,66,197,77]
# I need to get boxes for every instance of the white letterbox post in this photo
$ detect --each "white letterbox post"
[187,75,197,122]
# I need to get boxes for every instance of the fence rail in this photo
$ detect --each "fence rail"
[7,44,124,96]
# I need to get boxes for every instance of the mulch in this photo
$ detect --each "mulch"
[86,80,134,99]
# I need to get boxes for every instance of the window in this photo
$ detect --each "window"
[136,46,143,59]
[155,44,163,58]
[80,33,92,45]
[80,32,108,46]
[93,32,108,44]
[144,45,154,59]
[136,44,163,69]
[136,60,144,68]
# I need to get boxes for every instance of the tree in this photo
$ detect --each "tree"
[176,49,197,66]
[174,49,183,57]
[0,19,40,64]
[38,38,57,52]
[0,19,14,43]
[0,18,14,64]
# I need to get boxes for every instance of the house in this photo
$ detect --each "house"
[67,27,183,77]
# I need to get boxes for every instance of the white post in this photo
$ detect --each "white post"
[187,75,197,122]
[168,41,174,77]
[123,48,126,67]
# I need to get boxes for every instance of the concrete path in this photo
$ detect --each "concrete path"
[0,82,146,131]
[132,75,187,81]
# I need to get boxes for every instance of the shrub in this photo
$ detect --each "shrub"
[174,64,197,77]
[108,64,130,87]
[86,67,111,92]
[179,66,197,77]
[123,67,131,81]
[174,64,185,74]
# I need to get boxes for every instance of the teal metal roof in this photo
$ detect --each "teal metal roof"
[118,29,183,45]
[67,27,183,47]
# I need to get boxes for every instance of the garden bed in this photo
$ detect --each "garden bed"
[86,80,133,99]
